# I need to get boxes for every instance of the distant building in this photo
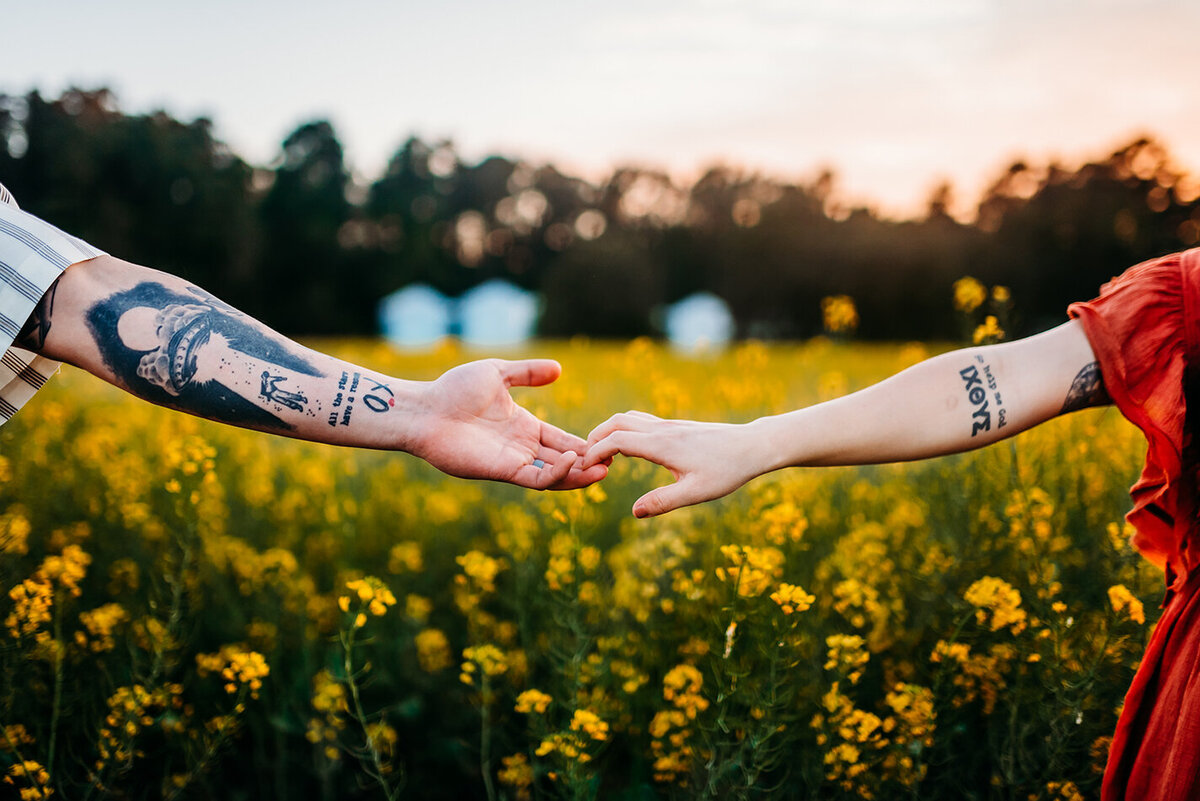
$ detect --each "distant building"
[378,280,537,349]
[378,283,453,348]
[664,292,734,351]
[459,280,538,347]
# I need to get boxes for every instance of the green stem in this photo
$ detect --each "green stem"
[341,626,398,801]
[480,675,497,801]
[47,594,64,781]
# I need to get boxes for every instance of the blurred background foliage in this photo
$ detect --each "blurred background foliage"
[3,86,1198,340]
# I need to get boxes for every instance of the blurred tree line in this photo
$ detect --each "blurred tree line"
[2,87,1198,340]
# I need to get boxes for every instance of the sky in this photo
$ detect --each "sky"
[5,0,1199,218]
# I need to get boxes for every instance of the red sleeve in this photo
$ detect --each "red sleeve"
[1067,251,1194,582]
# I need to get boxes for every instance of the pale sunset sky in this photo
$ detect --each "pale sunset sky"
[5,0,1198,218]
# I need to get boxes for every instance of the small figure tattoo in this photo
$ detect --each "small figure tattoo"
[260,372,308,412]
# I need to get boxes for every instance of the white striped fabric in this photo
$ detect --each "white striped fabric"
[0,182,107,427]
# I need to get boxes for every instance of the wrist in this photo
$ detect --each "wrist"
[744,415,795,475]
[375,377,431,454]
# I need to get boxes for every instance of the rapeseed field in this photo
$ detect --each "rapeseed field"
[0,336,1157,800]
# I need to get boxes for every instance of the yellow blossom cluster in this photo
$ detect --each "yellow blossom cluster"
[515,688,553,715]
[973,315,1005,345]
[455,550,506,594]
[758,501,809,545]
[4,759,52,801]
[387,541,423,573]
[97,684,182,770]
[306,669,348,761]
[6,545,93,639]
[1005,487,1069,556]
[460,644,509,686]
[535,708,609,765]
[75,603,129,653]
[497,752,534,799]
[953,276,988,313]
[770,582,815,615]
[964,576,1028,634]
[821,295,860,335]
[365,721,399,764]
[0,508,31,556]
[414,628,453,673]
[1107,584,1146,625]
[649,664,710,784]
[715,544,785,597]
[881,684,936,787]
[1039,780,1085,801]
[195,646,270,699]
[930,640,1014,714]
[338,576,397,628]
[813,682,887,797]
[824,634,870,684]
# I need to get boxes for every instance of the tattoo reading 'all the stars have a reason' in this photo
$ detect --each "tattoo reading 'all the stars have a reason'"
[327,370,396,427]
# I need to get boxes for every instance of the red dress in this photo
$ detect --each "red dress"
[1067,247,1200,800]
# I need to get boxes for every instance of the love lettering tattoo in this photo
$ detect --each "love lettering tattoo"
[85,282,325,431]
[959,355,1008,437]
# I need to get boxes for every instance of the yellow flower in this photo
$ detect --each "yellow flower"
[953,276,987,313]
[456,551,506,593]
[196,646,270,698]
[460,644,509,686]
[964,576,1027,634]
[497,753,533,793]
[570,708,610,742]
[973,315,1005,345]
[715,544,785,597]
[515,689,553,714]
[76,603,129,653]
[824,634,870,684]
[1107,584,1146,625]
[821,295,859,335]
[340,576,396,624]
[771,582,816,614]
[387,541,423,573]
[415,628,453,673]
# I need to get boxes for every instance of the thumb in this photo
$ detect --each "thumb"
[633,481,693,519]
[499,359,562,388]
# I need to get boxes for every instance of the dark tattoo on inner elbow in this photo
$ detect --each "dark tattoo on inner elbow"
[85,281,325,431]
[1060,361,1109,414]
[960,354,1009,437]
[15,281,57,352]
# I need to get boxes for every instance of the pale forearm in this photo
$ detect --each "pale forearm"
[746,322,1102,471]
[36,256,424,450]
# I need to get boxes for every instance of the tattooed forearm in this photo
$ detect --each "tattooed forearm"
[1060,361,1109,414]
[15,281,57,352]
[84,281,325,431]
[959,354,1009,437]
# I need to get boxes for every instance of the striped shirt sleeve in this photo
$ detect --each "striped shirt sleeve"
[0,183,107,426]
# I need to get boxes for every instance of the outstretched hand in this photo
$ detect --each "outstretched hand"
[407,359,608,491]
[583,412,764,517]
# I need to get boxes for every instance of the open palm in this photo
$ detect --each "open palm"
[408,359,607,490]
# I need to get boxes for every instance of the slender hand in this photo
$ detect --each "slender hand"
[405,358,607,490]
[584,321,1107,517]
[29,255,605,490]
